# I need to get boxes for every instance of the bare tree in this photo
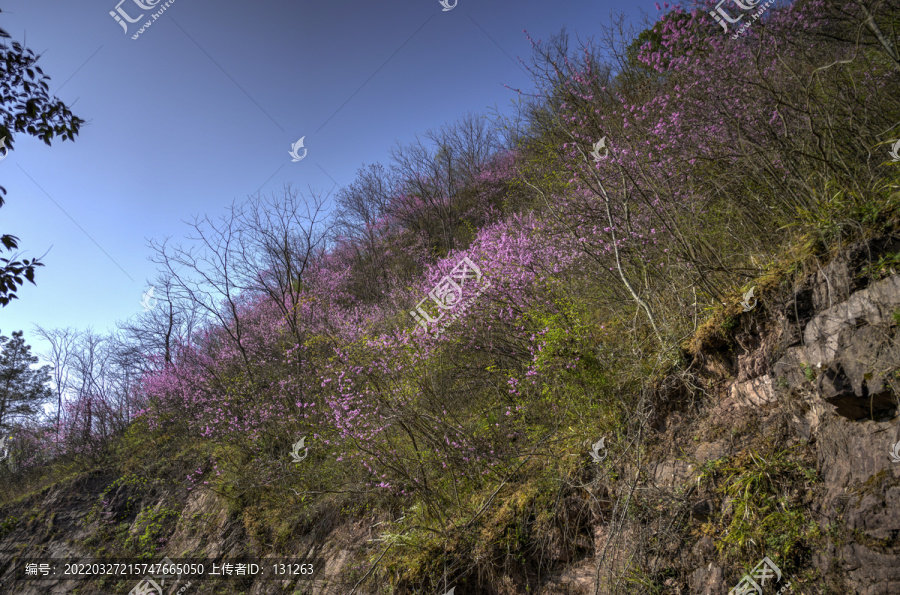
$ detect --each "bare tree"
[117,272,204,373]
[425,112,501,184]
[333,163,402,302]
[148,185,333,379]
[236,185,333,362]
[33,325,76,450]
[59,329,140,453]
[388,113,502,254]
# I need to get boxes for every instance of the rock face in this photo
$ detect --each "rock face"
[508,238,900,595]
[701,234,900,594]
[772,273,900,421]
[552,235,900,595]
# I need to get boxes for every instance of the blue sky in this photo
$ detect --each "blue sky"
[0,0,651,360]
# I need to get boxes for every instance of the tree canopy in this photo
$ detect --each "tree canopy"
[0,330,52,434]
[0,8,84,306]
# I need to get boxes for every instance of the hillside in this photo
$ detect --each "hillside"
[2,1,900,594]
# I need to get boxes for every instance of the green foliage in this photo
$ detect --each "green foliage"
[0,331,53,433]
[0,8,84,306]
[792,180,900,251]
[860,251,900,282]
[80,473,186,560]
[799,363,817,383]
[523,301,610,412]
[125,506,180,556]
[698,448,818,568]
[382,461,569,591]
[87,473,148,527]
[0,514,17,539]
[721,315,738,334]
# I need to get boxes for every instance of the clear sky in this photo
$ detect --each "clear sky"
[0,0,651,361]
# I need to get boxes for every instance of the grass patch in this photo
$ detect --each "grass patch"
[698,446,818,571]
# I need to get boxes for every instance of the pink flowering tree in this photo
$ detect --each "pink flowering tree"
[501,0,898,352]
